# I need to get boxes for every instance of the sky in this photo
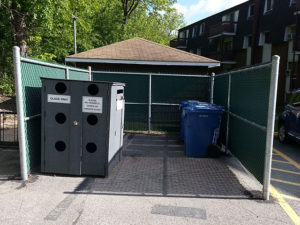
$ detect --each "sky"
[174,0,248,25]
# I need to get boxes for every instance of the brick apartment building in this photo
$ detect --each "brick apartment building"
[170,0,300,106]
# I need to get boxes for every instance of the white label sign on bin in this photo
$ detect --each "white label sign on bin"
[82,96,103,113]
[48,94,71,104]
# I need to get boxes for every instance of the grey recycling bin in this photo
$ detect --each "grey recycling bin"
[41,78,125,176]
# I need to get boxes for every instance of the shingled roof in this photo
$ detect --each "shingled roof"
[65,37,219,67]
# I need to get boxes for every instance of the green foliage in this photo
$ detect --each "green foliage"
[0,0,185,96]
[0,73,15,96]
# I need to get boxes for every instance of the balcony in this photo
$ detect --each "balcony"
[169,38,187,49]
[208,22,237,38]
[207,51,236,63]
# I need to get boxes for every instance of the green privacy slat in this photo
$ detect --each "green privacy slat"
[21,62,66,117]
[230,66,271,127]
[24,119,41,171]
[93,73,148,103]
[69,70,89,80]
[213,64,271,184]
[20,60,88,172]
[214,75,229,107]
[93,72,210,133]
[228,115,266,183]
[151,105,180,132]
[124,105,148,131]
[152,76,210,103]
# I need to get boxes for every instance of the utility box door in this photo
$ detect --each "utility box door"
[42,80,81,175]
[81,83,108,176]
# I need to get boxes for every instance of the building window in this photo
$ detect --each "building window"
[192,26,197,38]
[265,31,271,43]
[264,0,274,14]
[243,35,252,49]
[259,31,271,45]
[290,0,296,7]
[196,48,201,55]
[179,31,185,39]
[223,37,233,52]
[199,23,205,36]
[222,10,239,22]
[284,25,296,42]
[189,49,194,54]
[185,29,189,38]
[248,4,254,18]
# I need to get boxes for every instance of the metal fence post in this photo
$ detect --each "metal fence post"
[88,66,92,81]
[148,74,152,134]
[225,73,232,152]
[13,46,28,181]
[210,73,215,104]
[263,55,280,200]
[66,68,69,79]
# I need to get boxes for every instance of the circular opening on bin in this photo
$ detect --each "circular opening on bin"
[88,84,99,95]
[86,143,97,153]
[87,115,98,125]
[55,141,66,152]
[55,82,67,94]
[55,113,66,124]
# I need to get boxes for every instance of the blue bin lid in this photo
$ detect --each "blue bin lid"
[179,101,209,110]
[185,103,225,114]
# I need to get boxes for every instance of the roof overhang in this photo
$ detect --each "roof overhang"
[65,57,220,68]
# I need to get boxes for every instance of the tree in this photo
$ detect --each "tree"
[0,0,184,95]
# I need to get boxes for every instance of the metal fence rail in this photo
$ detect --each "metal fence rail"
[0,111,18,147]
[93,71,211,133]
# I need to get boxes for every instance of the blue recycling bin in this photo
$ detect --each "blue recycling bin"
[179,101,209,141]
[184,104,224,157]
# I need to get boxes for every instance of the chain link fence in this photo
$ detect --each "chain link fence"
[93,71,211,133]
[213,57,280,200]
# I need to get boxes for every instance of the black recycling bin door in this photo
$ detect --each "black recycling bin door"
[81,83,108,176]
[42,80,81,175]
[41,78,125,177]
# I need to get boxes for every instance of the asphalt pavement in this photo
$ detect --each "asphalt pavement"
[271,138,300,224]
[0,134,297,225]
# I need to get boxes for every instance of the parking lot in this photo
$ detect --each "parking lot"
[0,134,296,224]
[271,139,300,223]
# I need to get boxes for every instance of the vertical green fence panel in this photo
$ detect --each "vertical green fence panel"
[69,70,89,80]
[228,116,267,182]
[93,72,149,103]
[20,60,88,172]
[93,72,149,131]
[21,62,66,171]
[93,72,211,132]
[213,75,229,107]
[152,75,210,103]
[151,105,180,132]
[151,75,210,132]
[213,64,272,183]
[230,66,271,126]
[125,105,148,131]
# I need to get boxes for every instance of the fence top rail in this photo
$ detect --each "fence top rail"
[214,62,272,78]
[93,70,210,78]
[21,57,89,73]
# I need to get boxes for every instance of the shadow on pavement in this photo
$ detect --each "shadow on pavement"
[0,148,20,179]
